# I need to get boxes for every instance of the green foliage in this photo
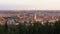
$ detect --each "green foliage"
[0,21,60,34]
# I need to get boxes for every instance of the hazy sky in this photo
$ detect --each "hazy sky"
[0,0,60,10]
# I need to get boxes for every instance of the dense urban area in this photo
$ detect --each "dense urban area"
[0,10,60,25]
[0,10,60,34]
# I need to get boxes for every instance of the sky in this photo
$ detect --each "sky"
[0,0,60,10]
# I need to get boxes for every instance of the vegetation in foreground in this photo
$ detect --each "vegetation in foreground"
[0,21,60,34]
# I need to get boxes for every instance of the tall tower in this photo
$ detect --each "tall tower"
[34,14,37,21]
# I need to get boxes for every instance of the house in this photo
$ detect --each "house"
[4,16,19,25]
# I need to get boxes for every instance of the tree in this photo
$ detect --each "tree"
[54,21,60,34]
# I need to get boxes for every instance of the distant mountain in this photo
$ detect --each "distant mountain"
[0,10,60,14]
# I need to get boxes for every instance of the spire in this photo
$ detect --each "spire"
[34,14,37,21]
